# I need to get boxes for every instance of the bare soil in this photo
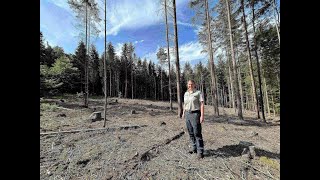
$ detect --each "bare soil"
[40,95,280,179]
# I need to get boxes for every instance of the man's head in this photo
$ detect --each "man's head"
[187,80,196,91]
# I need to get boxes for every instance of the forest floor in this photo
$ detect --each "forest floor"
[40,95,280,180]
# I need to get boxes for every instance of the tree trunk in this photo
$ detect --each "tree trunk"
[154,76,157,100]
[272,0,280,45]
[131,60,134,99]
[173,0,183,117]
[205,0,219,115]
[271,91,276,117]
[241,0,259,118]
[125,59,128,98]
[226,69,231,108]
[227,50,235,109]
[238,62,244,113]
[226,0,243,119]
[263,76,270,117]
[246,93,249,110]
[109,69,112,97]
[103,0,108,127]
[161,70,163,100]
[164,0,172,109]
[84,1,88,107]
[251,4,266,122]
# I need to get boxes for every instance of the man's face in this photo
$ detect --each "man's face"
[188,81,195,90]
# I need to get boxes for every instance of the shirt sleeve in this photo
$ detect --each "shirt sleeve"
[200,92,204,102]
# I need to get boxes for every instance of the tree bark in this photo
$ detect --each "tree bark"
[173,0,183,117]
[205,0,219,115]
[241,0,260,118]
[164,0,171,106]
[103,0,108,127]
[226,0,243,119]
[251,4,266,122]
[263,76,270,117]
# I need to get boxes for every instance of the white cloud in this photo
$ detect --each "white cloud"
[134,39,144,44]
[143,41,207,66]
[179,41,207,63]
[115,43,124,57]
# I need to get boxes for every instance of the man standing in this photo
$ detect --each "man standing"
[182,80,205,159]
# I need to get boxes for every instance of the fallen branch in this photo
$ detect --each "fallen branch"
[40,125,147,135]
[196,171,207,180]
[221,160,239,179]
[56,106,74,111]
[239,160,277,180]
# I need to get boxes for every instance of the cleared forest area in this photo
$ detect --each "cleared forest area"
[40,95,279,179]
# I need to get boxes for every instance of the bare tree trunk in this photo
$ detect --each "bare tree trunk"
[173,0,183,117]
[272,0,280,45]
[227,50,235,109]
[109,69,112,97]
[200,74,204,104]
[238,63,244,113]
[251,4,266,122]
[154,76,157,100]
[84,1,88,107]
[241,0,259,118]
[226,69,231,108]
[226,0,243,119]
[164,0,172,110]
[246,93,249,110]
[161,70,163,100]
[131,60,134,99]
[117,72,120,97]
[271,91,276,117]
[125,59,128,98]
[222,85,226,107]
[263,76,270,117]
[205,0,219,115]
[103,0,108,127]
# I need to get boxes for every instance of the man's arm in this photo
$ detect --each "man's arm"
[200,102,204,123]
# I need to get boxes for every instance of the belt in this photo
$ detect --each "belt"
[187,110,200,113]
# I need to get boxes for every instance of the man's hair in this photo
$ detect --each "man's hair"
[188,80,196,84]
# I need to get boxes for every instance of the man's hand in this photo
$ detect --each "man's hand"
[200,115,204,123]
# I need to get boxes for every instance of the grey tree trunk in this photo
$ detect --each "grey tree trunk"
[103,0,108,127]
[205,0,219,115]
[241,0,259,118]
[164,0,172,110]
[271,91,276,117]
[125,56,128,98]
[226,0,243,119]
[110,69,112,97]
[263,76,270,117]
[272,0,280,45]
[131,59,134,99]
[238,62,244,112]
[84,1,88,107]
[246,93,249,110]
[227,50,235,109]
[173,0,183,117]
[251,5,266,122]
[161,70,163,100]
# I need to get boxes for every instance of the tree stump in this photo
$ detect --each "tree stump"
[89,112,102,122]
[249,146,256,159]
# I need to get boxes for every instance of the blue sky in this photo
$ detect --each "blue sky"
[40,0,216,68]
